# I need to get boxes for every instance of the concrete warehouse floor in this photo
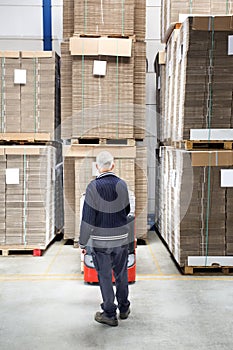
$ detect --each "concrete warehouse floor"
[1,231,233,350]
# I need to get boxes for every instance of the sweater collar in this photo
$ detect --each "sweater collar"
[97,171,116,179]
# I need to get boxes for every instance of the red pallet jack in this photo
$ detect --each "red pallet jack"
[82,214,137,284]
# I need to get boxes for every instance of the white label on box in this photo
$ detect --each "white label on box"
[157,75,161,90]
[221,169,233,187]
[93,60,107,76]
[228,35,233,55]
[6,168,19,185]
[14,69,27,84]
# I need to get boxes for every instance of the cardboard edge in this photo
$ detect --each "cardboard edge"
[70,37,132,57]
[4,146,42,155]
[63,145,136,158]
[0,51,20,58]
[21,51,54,58]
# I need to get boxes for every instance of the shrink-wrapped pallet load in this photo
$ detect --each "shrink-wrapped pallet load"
[0,51,60,138]
[0,145,56,248]
[159,147,233,268]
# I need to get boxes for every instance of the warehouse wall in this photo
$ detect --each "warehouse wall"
[0,0,63,53]
[145,0,164,218]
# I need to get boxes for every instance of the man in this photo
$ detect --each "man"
[79,151,131,327]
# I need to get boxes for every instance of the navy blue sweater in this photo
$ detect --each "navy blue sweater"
[79,172,130,248]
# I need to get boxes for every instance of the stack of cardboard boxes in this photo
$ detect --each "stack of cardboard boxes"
[162,16,233,142]
[62,0,148,242]
[0,51,62,252]
[156,3,233,270]
[159,147,233,268]
[161,0,233,43]
[0,51,60,135]
[3,146,56,247]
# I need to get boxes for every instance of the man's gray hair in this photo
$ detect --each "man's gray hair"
[96,151,114,171]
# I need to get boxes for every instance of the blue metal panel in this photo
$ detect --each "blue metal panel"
[43,0,52,51]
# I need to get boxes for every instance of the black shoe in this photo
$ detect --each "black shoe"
[119,308,130,320]
[95,312,118,327]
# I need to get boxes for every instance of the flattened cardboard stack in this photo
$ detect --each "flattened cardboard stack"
[0,51,60,138]
[63,0,74,40]
[157,11,233,268]
[55,143,64,233]
[0,52,21,133]
[0,151,6,244]
[159,147,233,267]
[71,51,134,139]
[62,1,147,241]
[61,42,72,138]
[63,145,136,241]
[134,41,146,139]
[160,16,233,143]
[135,147,147,240]
[61,38,146,140]
[161,0,233,42]
[74,0,135,36]
[64,0,146,40]
[134,0,146,41]
[179,16,233,141]
[0,51,63,250]
[155,52,166,143]
[1,146,56,248]
[61,1,146,140]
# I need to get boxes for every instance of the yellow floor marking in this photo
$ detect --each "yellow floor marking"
[145,238,164,275]
[0,277,84,282]
[0,272,233,282]
[44,240,66,274]
[136,276,233,281]
[0,273,83,277]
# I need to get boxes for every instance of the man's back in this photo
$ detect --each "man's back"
[79,151,131,326]
[79,172,130,247]
[91,173,130,228]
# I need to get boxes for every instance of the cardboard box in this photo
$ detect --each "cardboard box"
[70,37,132,57]
[191,151,233,166]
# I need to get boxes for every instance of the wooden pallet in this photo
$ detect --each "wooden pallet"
[0,133,51,144]
[74,33,136,40]
[183,265,233,275]
[0,245,46,257]
[184,140,233,150]
[71,138,135,146]
[162,22,182,44]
